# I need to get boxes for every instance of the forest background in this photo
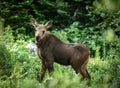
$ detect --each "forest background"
[0,0,120,88]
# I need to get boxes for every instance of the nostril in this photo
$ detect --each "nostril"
[36,36,40,41]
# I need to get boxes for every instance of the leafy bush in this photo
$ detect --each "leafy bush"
[0,26,14,77]
[0,24,120,88]
[0,0,120,87]
[0,41,12,76]
[108,36,120,87]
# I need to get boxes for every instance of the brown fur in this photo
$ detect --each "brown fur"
[30,19,91,82]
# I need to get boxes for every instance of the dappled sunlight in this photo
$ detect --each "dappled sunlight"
[103,29,115,42]
[93,0,120,11]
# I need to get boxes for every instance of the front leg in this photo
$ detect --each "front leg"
[37,49,47,82]
[46,60,54,74]
[39,60,47,83]
[43,53,54,75]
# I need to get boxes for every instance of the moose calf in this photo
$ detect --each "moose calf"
[30,18,91,82]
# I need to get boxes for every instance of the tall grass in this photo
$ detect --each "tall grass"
[0,26,120,88]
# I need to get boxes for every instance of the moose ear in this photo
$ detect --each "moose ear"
[45,21,53,29]
[30,18,38,27]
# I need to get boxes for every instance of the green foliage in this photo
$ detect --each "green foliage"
[0,42,12,76]
[0,21,119,88]
[2,26,14,43]
[0,0,120,88]
[0,27,13,76]
[108,37,120,87]
[0,0,97,35]
[94,0,120,11]
[1,0,120,56]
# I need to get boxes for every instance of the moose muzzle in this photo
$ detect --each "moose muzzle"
[36,36,40,42]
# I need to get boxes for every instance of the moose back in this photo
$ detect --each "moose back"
[30,18,91,82]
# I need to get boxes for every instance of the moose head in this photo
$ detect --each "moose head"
[30,18,52,42]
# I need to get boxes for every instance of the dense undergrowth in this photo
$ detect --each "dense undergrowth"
[0,25,120,88]
[0,1,120,87]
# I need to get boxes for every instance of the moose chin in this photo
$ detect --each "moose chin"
[30,18,91,83]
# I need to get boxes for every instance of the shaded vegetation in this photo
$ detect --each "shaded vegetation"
[0,0,120,88]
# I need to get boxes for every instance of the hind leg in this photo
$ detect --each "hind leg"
[85,68,91,79]
[70,57,90,80]
[71,63,80,74]
[79,64,90,80]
